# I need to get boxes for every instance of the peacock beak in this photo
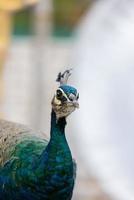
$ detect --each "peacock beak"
[73,101,79,109]
[66,100,79,109]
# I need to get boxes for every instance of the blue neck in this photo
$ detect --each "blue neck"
[50,109,66,137]
[34,110,74,199]
[38,110,73,175]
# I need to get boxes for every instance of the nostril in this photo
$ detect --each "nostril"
[76,93,79,100]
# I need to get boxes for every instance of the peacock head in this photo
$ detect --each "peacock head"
[52,69,79,119]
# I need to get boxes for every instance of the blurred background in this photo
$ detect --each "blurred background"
[1,0,134,199]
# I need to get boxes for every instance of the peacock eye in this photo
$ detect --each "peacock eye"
[56,89,63,99]
[76,93,79,100]
[69,93,75,101]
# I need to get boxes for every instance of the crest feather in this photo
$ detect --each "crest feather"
[56,69,72,85]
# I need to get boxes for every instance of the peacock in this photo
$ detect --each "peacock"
[0,69,79,200]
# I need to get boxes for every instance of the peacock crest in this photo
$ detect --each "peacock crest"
[56,68,73,85]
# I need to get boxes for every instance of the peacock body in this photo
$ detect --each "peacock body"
[0,70,79,200]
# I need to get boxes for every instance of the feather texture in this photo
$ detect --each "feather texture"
[0,120,47,167]
[0,111,76,200]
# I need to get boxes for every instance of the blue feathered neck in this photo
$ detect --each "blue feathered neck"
[36,109,74,199]
[50,109,66,136]
[39,109,72,169]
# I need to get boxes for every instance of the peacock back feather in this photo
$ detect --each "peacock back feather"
[0,120,47,167]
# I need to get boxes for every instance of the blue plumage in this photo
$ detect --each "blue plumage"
[59,85,78,97]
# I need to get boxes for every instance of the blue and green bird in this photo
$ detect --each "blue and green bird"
[0,69,79,200]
